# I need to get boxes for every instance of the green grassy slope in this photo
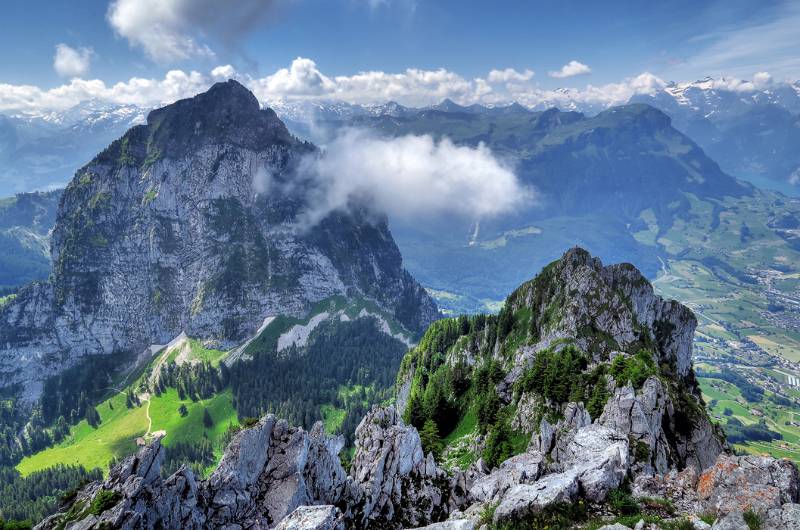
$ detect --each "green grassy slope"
[17,340,238,477]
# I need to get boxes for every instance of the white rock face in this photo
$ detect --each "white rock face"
[278,311,331,351]
[275,505,344,530]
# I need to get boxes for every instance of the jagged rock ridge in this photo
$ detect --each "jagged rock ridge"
[0,80,438,400]
[41,248,800,529]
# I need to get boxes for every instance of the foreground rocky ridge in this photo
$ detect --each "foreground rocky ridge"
[0,80,437,401]
[42,249,800,529]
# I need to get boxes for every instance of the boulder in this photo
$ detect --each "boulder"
[469,451,544,502]
[697,454,800,516]
[710,511,748,530]
[492,471,579,523]
[764,503,800,530]
[553,424,630,502]
[274,505,344,530]
[409,521,475,530]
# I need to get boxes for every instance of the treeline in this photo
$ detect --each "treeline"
[152,361,228,401]
[230,317,407,435]
[0,464,101,523]
[0,352,131,467]
[724,417,782,444]
[697,368,764,402]
[161,439,216,477]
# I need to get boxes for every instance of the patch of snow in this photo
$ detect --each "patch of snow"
[357,308,413,347]
[225,316,276,365]
[278,311,330,351]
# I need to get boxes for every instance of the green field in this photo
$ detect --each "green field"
[699,374,800,464]
[17,339,239,477]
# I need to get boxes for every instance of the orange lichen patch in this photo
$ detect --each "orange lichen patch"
[697,459,738,499]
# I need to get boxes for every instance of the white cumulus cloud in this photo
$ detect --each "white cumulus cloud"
[296,128,533,227]
[53,44,93,78]
[548,60,592,79]
[107,0,282,63]
[1,58,782,119]
[487,68,534,83]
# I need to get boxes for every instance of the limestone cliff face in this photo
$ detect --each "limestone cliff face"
[0,80,438,400]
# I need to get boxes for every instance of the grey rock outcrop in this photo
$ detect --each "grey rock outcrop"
[274,505,344,530]
[37,417,354,530]
[39,407,461,530]
[697,454,800,517]
[599,376,724,474]
[350,406,454,528]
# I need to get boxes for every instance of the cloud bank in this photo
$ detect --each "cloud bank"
[549,60,592,79]
[0,57,789,117]
[296,129,533,226]
[53,44,93,78]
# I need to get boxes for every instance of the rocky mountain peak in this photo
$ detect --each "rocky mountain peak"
[0,81,437,402]
[504,246,696,379]
[137,79,296,160]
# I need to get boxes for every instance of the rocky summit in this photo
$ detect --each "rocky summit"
[40,248,800,529]
[0,80,437,401]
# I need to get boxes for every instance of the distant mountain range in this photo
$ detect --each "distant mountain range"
[0,104,145,194]
[3,77,799,196]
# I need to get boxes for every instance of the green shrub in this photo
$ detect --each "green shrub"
[610,349,657,388]
[419,419,443,459]
[608,487,639,516]
[88,489,122,516]
[241,417,260,428]
[478,502,498,526]
[482,420,514,469]
[516,345,588,405]
[494,500,587,530]
[743,509,762,530]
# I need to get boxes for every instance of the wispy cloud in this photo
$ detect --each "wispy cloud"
[548,60,591,79]
[487,68,535,83]
[681,1,800,79]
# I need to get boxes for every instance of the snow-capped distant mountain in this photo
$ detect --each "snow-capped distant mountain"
[630,79,800,192]
[0,104,147,195]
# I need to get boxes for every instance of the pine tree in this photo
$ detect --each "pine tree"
[178,404,189,417]
[419,419,443,459]
[202,408,213,428]
[85,406,101,428]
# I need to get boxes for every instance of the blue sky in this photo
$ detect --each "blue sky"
[0,0,798,112]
